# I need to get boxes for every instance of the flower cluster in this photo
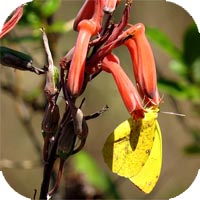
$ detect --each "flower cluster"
[60,0,160,121]
[0,1,161,198]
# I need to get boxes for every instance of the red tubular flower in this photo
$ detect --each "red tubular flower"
[124,23,160,105]
[73,0,95,31]
[67,0,104,96]
[102,54,144,120]
[0,5,24,39]
[67,20,97,96]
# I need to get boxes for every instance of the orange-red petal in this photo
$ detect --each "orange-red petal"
[67,20,97,96]
[102,54,144,120]
[132,23,157,99]
[0,6,23,38]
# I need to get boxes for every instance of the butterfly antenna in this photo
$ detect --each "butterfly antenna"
[161,111,186,117]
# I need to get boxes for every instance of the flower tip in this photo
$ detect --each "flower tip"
[131,109,145,121]
[134,23,145,35]
[104,0,120,13]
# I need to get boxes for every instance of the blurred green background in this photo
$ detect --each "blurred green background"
[1,0,200,199]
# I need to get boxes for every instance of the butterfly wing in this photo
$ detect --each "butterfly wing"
[102,108,158,178]
[129,121,162,193]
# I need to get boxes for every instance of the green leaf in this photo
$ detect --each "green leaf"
[2,35,40,43]
[26,11,41,27]
[73,151,120,199]
[53,66,59,87]
[184,128,200,154]
[19,1,42,27]
[23,88,42,103]
[191,57,200,84]
[20,0,61,28]
[184,144,200,154]
[169,59,188,77]
[183,24,200,65]
[146,27,182,61]
[42,0,61,17]
[158,78,200,101]
[48,21,67,33]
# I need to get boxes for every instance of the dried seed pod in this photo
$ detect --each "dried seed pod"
[57,108,89,160]
[42,103,60,135]
[74,108,88,140]
[57,121,77,160]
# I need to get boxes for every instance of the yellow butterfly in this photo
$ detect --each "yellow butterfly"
[102,107,162,193]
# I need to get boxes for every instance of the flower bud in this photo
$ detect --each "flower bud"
[42,103,60,135]
[0,5,24,38]
[57,121,76,160]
